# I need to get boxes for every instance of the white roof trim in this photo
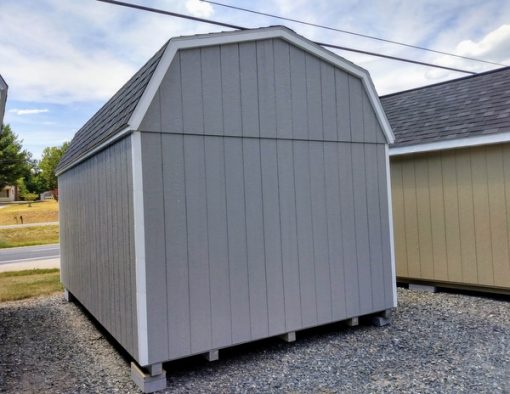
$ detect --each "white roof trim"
[389,131,510,156]
[128,26,394,144]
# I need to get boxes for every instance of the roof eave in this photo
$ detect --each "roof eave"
[389,131,510,156]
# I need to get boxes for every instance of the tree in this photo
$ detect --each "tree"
[0,124,31,189]
[16,177,38,206]
[39,142,69,191]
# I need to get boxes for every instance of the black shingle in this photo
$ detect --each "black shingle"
[381,67,510,147]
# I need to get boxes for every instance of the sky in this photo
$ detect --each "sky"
[1,0,510,159]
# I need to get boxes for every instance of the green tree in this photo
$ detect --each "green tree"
[39,142,69,191]
[16,177,38,206]
[0,124,31,189]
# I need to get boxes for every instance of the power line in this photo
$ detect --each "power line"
[201,0,506,68]
[97,0,477,75]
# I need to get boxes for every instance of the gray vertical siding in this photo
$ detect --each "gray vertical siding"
[138,37,393,364]
[59,136,138,360]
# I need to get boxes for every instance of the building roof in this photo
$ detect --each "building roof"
[381,66,510,155]
[0,74,8,127]
[56,26,393,175]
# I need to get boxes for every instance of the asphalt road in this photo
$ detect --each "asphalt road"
[0,244,60,265]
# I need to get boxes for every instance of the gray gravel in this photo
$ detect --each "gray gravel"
[1,288,509,393]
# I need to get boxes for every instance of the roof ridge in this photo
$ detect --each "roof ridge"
[380,65,510,98]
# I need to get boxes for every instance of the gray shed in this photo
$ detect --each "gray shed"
[57,26,396,392]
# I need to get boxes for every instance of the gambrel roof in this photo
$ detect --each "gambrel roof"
[57,26,394,175]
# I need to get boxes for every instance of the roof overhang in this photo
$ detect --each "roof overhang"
[389,131,510,156]
[128,26,395,144]
[0,75,8,126]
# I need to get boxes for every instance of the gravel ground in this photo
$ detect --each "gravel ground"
[0,288,509,393]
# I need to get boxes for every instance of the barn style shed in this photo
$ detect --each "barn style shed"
[382,67,510,295]
[57,26,396,392]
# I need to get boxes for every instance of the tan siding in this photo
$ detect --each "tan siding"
[391,145,510,291]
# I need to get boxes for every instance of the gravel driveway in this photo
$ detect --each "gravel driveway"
[1,288,509,393]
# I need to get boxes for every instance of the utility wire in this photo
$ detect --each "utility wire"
[97,0,477,75]
[201,0,506,68]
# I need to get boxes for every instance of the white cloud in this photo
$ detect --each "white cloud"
[9,108,49,115]
[185,0,214,18]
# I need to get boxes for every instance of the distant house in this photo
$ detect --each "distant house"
[0,185,18,202]
[382,67,510,294]
[0,74,7,126]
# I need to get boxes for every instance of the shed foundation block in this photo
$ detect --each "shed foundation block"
[346,317,359,327]
[63,288,74,302]
[131,362,167,393]
[409,283,436,293]
[279,331,296,342]
[204,349,219,362]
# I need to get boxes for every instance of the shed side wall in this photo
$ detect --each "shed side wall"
[59,136,138,359]
[391,144,510,290]
[139,37,393,365]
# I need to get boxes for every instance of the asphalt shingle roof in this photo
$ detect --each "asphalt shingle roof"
[56,42,168,173]
[380,66,510,147]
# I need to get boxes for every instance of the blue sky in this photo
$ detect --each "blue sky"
[2,0,510,159]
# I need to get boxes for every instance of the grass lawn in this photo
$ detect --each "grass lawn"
[0,269,63,302]
[0,225,59,248]
[0,200,59,225]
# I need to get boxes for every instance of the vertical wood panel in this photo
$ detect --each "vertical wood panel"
[402,161,421,278]
[180,50,204,133]
[204,137,232,348]
[351,144,373,313]
[455,150,478,284]
[337,143,360,316]
[364,144,385,311]
[324,144,347,319]
[142,133,169,362]
[276,140,302,330]
[391,161,408,277]
[289,46,307,140]
[348,76,363,143]
[220,44,242,136]
[260,139,286,334]
[293,141,317,326]
[486,146,510,287]
[257,40,277,139]
[239,42,259,137]
[309,142,332,323]
[183,135,212,352]
[161,134,191,358]
[201,47,223,135]
[160,55,183,132]
[242,139,269,339]
[224,138,251,342]
[321,63,336,141]
[414,157,434,280]
[335,70,351,141]
[441,154,462,282]
[274,40,292,139]
[305,55,323,140]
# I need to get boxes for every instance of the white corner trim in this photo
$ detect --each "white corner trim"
[385,144,397,308]
[56,126,132,176]
[128,27,394,144]
[389,131,510,156]
[131,131,149,366]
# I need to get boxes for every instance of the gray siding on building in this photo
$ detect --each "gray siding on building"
[59,136,138,359]
[139,39,387,144]
[138,38,392,364]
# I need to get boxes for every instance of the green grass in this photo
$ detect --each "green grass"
[0,200,59,225]
[0,269,63,302]
[0,225,59,248]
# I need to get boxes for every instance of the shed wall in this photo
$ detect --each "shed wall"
[391,144,510,291]
[138,38,393,364]
[59,136,138,358]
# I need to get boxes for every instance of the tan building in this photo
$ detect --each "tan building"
[382,67,510,294]
[0,185,17,202]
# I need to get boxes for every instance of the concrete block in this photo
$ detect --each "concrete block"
[204,349,219,362]
[346,317,359,327]
[409,283,436,293]
[131,362,167,393]
[371,316,390,327]
[63,289,74,302]
[279,331,296,343]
